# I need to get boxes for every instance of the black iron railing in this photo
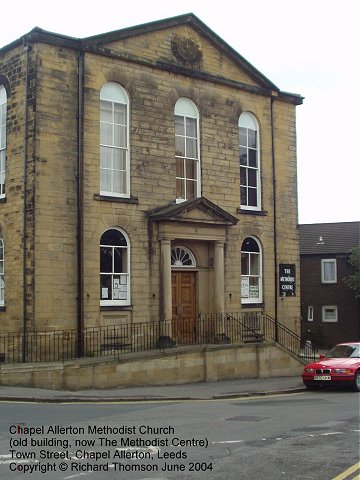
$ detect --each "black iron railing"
[0,312,316,364]
[226,312,317,363]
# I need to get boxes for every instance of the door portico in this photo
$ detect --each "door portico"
[148,197,238,335]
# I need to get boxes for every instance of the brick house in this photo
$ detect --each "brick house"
[0,14,303,359]
[299,222,360,349]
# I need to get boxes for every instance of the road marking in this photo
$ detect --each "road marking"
[64,474,90,479]
[331,461,360,480]
[212,440,244,444]
[0,459,38,464]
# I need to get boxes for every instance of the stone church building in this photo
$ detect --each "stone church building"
[0,14,303,357]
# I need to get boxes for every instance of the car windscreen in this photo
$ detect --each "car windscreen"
[326,345,360,358]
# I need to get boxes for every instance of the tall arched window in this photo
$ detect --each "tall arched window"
[241,236,262,304]
[239,112,261,210]
[100,228,130,305]
[175,98,200,202]
[0,237,4,306]
[100,83,130,197]
[0,86,7,199]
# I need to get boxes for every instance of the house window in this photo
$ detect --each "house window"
[0,86,7,199]
[307,305,314,322]
[100,228,130,306]
[100,83,130,197]
[322,305,338,322]
[175,98,200,202]
[321,259,337,283]
[0,237,3,305]
[241,236,262,303]
[239,112,261,210]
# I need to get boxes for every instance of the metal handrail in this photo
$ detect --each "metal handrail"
[0,313,316,364]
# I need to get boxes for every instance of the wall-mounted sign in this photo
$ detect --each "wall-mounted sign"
[279,264,296,296]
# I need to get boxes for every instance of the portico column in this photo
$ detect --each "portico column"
[160,238,172,332]
[214,240,225,314]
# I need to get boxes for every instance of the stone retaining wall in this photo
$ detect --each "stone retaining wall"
[0,343,303,391]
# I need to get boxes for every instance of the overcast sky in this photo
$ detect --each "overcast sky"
[1,0,359,224]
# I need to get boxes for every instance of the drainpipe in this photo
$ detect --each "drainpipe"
[271,95,279,342]
[76,51,84,357]
[22,41,30,362]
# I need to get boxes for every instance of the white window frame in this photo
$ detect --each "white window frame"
[171,246,196,268]
[100,228,130,306]
[321,258,337,284]
[241,236,262,304]
[307,305,314,322]
[322,305,338,322]
[0,86,7,199]
[175,98,200,203]
[100,83,130,198]
[0,237,4,306]
[239,112,261,210]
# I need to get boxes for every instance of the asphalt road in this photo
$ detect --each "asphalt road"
[0,389,359,480]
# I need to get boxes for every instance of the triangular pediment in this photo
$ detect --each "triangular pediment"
[15,15,302,105]
[82,13,278,91]
[148,197,238,226]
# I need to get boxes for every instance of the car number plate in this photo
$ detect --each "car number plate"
[314,375,331,381]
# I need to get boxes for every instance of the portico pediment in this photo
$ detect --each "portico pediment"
[148,197,238,226]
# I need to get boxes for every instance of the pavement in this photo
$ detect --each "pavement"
[0,376,306,402]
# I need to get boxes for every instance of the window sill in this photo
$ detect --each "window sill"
[94,194,139,204]
[241,303,264,308]
[0,197,6,204]
[100,305,133,311]
[237,208,267,216]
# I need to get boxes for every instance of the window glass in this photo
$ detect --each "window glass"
[0,238,4,305]
[322,306,337,322]
[171,246,196,267]
[174,99,200,202]
[0,86,6,198]
[321,259,337,283]
[241,237,262,303]
[100,229,130,305]
[100,84,129,197]
[239,112,260,210]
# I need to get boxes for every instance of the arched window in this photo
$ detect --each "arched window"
[100,228,130,305]
[100,83,130,197]
[0,86,7,198]
[175,98,200,202]
[239,112,261,210]
[0,237,4,305]
[171,246,196,267]
[241,236,262,303]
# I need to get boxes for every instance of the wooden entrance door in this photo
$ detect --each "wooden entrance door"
[172,271,196,344]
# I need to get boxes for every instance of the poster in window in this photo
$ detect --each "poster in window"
[101,288,109,299]
[241,277,249,298]
[249,285,259,298]
[279,264,296,296]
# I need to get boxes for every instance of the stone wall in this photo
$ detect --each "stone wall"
[0,343,303,391]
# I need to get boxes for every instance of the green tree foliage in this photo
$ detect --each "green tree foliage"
[344,246,360,298]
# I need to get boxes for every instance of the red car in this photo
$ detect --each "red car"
[302,342,360,391]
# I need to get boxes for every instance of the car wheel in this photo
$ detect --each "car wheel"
[353,370,360,392]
